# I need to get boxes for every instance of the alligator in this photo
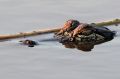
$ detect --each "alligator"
[54,20,116,51]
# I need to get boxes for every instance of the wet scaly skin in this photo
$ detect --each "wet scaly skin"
[57,19,80,35]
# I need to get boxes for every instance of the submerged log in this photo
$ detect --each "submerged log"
[0,19,120,40]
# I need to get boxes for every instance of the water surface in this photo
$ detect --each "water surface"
[0,0,120,79]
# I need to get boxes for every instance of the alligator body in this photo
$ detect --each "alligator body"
[54,26,116,50]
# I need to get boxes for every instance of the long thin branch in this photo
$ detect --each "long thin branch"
[0,19,120,40]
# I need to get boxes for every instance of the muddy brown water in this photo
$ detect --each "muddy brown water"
[0,0,120,79]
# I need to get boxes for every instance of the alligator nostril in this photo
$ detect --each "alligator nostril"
[19,39,38,47]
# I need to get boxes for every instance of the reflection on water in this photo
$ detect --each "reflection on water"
[62,42,94,51]
[61,39,113,52]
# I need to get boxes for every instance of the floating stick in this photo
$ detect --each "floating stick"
[95,19,120,26]
[0,19,120,40]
